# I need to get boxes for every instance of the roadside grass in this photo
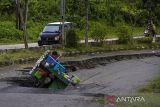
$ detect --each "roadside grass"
[139,77,160,93]
[0,49,44,63]
[64,42,159,53]
[0,38,24,45]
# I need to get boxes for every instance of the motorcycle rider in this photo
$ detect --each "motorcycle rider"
[144,18,156,38]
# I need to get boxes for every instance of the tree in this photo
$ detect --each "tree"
[23,0,29,49]
[124,0,143,34]
[15,0,23,30]
[84,0,89,46]
[15,0,29,48]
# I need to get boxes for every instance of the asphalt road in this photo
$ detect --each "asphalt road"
[0,56,160,107]
[0,43,39,50]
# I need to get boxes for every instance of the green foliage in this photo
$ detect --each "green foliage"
[1,0,160,43]
[139,77,160,93]
[90,22,107,44]
[27,21,45,40]
[150,78,160,92]
[1,0,160,26]
[0,21,44,42]
[28,0,60,21]
[0,0,15,15]
[136,37,152,44]
[0,21,23,40]
[66,29,79,48]
[0,28,23,40]
[117,25,133,44]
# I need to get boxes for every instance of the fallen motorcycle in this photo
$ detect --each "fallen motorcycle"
[29,51,80,89]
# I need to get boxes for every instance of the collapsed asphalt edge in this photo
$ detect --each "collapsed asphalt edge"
[0,51,158,68]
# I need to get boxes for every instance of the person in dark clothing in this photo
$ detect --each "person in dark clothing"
[51,51,59,60]
[145,18,156,37]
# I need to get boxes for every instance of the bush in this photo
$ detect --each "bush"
[66,29,79,48]
[0,21,23,40]
[0,27,23,40]
[90,22,107,44]
[0,21,45,42]
[117,25,133,44]
[27,21,44,40]
[136,37,152,44]
[156,37,160,42]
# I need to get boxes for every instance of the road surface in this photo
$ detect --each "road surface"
[0,56,160,107]
[0,43,38,50]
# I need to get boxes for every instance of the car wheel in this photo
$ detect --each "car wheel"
[38,41,43,46]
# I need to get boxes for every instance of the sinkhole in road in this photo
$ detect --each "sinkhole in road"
[0,54,159,95]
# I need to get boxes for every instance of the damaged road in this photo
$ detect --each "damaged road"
[0,55,160,107]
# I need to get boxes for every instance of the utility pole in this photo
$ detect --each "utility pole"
[61,0,65,46]
[85,0,89,46]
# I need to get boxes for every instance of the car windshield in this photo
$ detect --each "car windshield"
[43,25,60,33]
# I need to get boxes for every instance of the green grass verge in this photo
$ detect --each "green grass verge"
[0,39,23,45]
[0,49,44,63]
[64,42,158,52]
[139,77,160,93]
